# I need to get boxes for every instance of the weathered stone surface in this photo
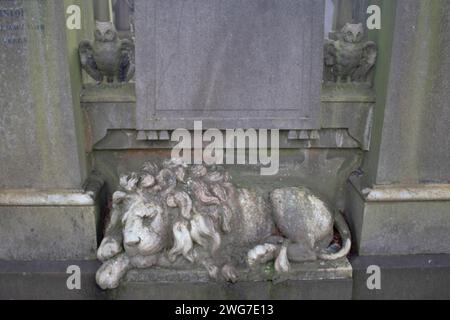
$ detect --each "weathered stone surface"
[0,190,101,260]
[109,279,353,300]
[108,258,352,300]
[81,82,374,149]
[235,189,274,245]
[135,0,324,130]
[0,0,89,189]
[345,0,450,256]
[271,187,333,244]
[0,260,105,300]
[81,83,136,103]
[3,255,450,299]
[346,175,450,255]
[351,254,450,300]
[363,0,450,186]
[80,85,369,217]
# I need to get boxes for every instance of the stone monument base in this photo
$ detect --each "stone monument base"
[2,255,450,299]
[107,258,352,300]
[346,175,450,255]
[0,188,103,260]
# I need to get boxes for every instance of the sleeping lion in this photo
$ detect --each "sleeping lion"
[96,159,351,289]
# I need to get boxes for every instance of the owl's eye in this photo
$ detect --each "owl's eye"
[106,30,113,37]
[95,30,101,37]
[347,32,352,37]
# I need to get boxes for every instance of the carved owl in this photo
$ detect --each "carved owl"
[79,21,135,83]
[324,23,377,83]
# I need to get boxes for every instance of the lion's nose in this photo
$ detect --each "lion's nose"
[125,236,141,246]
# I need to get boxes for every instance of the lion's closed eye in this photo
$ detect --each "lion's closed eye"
[138,202,163,219]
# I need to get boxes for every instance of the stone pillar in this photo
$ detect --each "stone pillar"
[0,0,101,260]
[94,0,110,22]
[329,0,369,39]
[333,0,353,31]
[346,0,450,255]
[352,0,370,25]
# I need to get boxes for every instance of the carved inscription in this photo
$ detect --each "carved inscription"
[0,1,44,46]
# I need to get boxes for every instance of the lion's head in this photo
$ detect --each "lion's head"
[113,160,239,266]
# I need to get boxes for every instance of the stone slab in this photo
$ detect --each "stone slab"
[108,279,352,300]
[2,255,450,299]
[81,83,136,103]
[135,0,324,130]
[0,0,87,189]
[108,258,352,300]
[351,254,450,300]
[0,260,105,300]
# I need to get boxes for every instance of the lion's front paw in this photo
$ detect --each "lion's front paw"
[97,236,122,262]
[221,264,238,283]
[202,260,220,280]
[274,245,290,273]
[247,243,280,267]
[96,254,130,290]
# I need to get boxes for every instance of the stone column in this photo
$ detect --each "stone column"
[0,0,101,260]
[94,0,110,22]
[346,0,450,255]
[329,0,369,39]
[352,0,370,25]
[333,0,353,31]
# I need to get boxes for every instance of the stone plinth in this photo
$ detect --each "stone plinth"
[108,259,352,300]
[346,176,450,255]
[0,189,102,260]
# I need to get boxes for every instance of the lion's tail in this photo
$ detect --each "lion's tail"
[317,211,351,260]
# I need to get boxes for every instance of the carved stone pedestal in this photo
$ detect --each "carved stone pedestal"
[107,258,352,300]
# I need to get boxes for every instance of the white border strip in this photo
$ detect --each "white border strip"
[0,189,95,206]
[349,177,450,202]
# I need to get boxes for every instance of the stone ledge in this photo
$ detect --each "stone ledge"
[79,82,374,104]
[109,258,352,300]
[1,255,450,299]
[0,260,105,300]
[351,254,450,299]
[321,83,376,103]
[348,175,450,202]
[124,258,352,283]
[80,83,136,103]
[0,189,95,206]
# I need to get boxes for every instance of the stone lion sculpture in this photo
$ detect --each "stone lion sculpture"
[96,159,351,289]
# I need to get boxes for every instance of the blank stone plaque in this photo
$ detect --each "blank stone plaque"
[135,0,324,129]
